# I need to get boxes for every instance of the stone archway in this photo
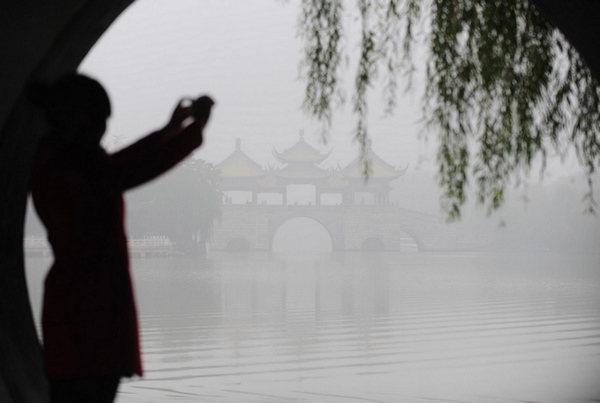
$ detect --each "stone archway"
[360,237,385,251]
[398,229,421,252]
[271,216,334,253]
[0,2,133,402]
[2,2,600,402]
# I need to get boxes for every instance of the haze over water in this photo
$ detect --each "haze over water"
[26,250,600,402]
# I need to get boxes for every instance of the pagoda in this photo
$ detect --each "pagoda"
[216,132,406,206]
[216,138,266,204]
[269,130,342,205]
[342,140,407,206]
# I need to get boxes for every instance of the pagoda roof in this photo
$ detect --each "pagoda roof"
[257,173,280,189]
[325,173,350,189]
[273,131,331,164]
[272,164,333,180]
[255,170,350,189]
[343,141,407,180]
[216,139,266,178]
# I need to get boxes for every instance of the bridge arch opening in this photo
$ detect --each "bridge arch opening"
[272,217,333,253]
[361,237,385,251]
[399,230,420,252]
[226,237,251,252]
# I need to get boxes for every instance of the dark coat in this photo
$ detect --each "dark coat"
[31,121,204,380]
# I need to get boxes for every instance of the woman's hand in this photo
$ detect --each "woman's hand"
[167,99,193,129]
[166,96,214,132]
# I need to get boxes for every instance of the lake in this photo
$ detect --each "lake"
[25,251,600,402]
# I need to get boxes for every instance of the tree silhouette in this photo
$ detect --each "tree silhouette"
[298,0,600,218]
[127,159,221,254]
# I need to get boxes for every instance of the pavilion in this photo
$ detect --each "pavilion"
[216,131,407,206]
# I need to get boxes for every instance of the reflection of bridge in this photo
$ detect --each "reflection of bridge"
[209,204,486,252]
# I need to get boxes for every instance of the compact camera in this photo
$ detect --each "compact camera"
[191,96,214,122]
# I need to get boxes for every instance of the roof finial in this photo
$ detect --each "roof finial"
[236,138,241,151]
[299,129,304,140]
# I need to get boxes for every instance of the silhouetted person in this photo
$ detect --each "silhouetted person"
[29,73,213,403]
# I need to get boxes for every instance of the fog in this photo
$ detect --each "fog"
[24,1,600,402]
[66,0,599,253]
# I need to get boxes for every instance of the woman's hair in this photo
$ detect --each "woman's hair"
[29,73,111,125]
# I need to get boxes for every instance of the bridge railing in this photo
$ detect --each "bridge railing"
[23,235,175,258]
[23,235,51,257]
[127,236,174,257]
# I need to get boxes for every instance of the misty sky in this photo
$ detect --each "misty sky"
[79,0,443,173]
[78,0,593,218]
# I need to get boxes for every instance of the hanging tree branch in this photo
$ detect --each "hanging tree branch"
[299,0,600,219]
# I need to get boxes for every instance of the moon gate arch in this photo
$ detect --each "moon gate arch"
[2,1,600,402]
[0,2,134,402]
[270,215,335,253]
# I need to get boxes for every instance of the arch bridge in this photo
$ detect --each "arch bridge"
[209,204,485,252]
[212,135,487,252]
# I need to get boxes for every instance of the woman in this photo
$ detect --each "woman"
[30,73,213,402]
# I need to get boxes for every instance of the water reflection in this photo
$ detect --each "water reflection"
[25,252,600,402]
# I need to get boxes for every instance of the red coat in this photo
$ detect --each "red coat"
[31,121,204,380]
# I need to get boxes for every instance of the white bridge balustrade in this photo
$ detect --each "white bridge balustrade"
[127,236,174,258]
[23,235,52,257]
[23,235,174,258]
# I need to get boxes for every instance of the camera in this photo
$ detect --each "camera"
[192,96,214,122]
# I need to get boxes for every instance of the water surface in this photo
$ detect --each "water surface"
[26,251,600,402]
